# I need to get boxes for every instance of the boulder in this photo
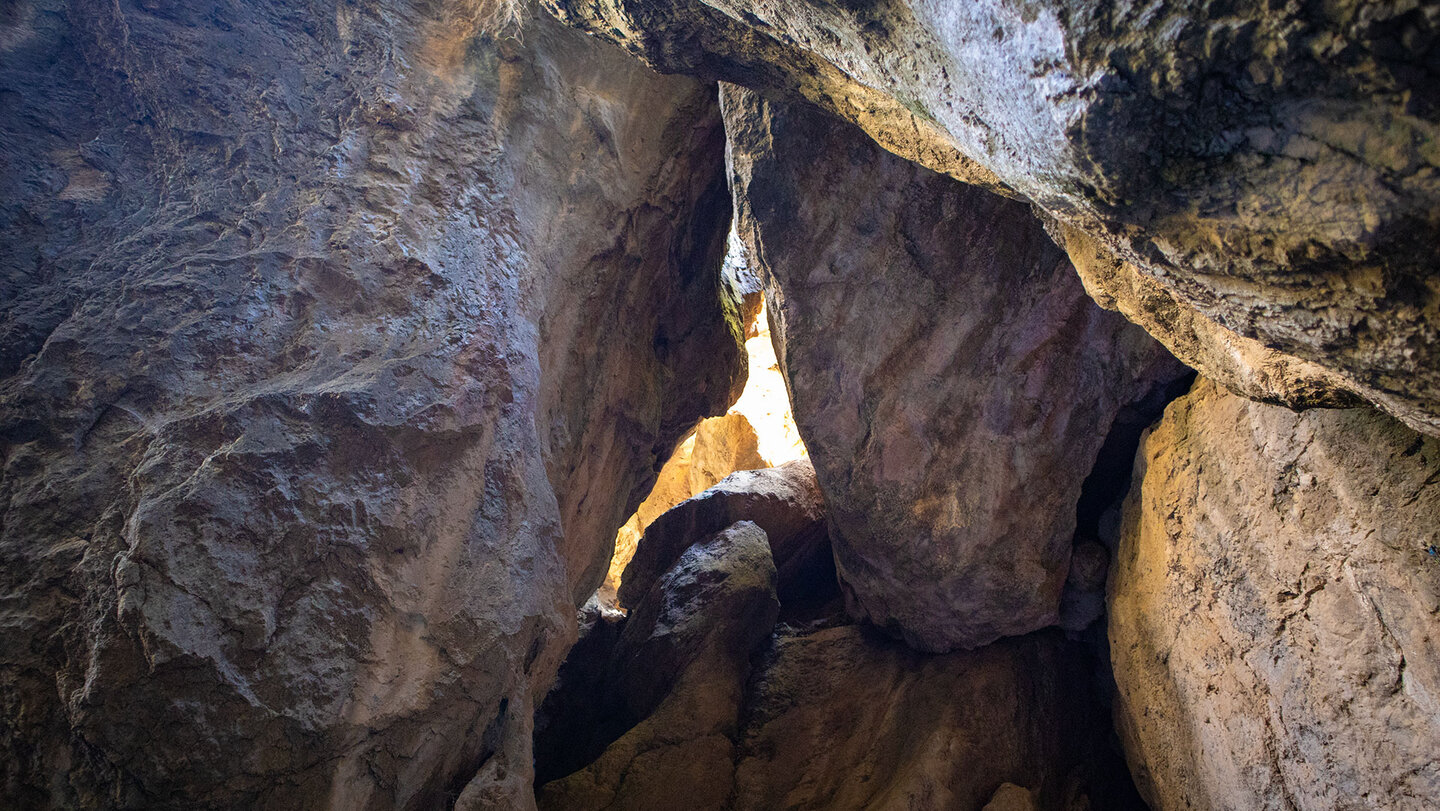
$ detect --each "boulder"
[600,412,766,606]
[724,85,1186,651]
[618,458,830,611]
[541,539,1139,811]
[982,784,1041,811]
[1109,379,1440,810]
[0,5,741,807]
[545,0,1440,435]
[536,521,780,811]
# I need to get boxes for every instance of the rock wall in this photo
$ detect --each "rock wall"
[723,85,1186,651]
[600,272,804,608]
[0,2,742,807]
[1109,379,1440,810]
[544,0,1440,437]
[537,521,780,811]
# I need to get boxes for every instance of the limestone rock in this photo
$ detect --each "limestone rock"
[619,458,829,611]
[0,6,741,807]
[536,521,780,811]
[724,86,1186,651]
[545,0,1440,435]
[688,413,767,493]
[730,626,1139,811]
[599,274,807,609]
[1109,379,1440,810]
[541,541,1138,811]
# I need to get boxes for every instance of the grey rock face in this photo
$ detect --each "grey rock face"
[0,3,741,807]
[724,86,1185,652]
[1109,379,1440,810]
[545,0,1440,435]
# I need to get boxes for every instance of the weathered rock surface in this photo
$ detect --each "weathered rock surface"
[600,412,765,606]
[0,4,742,807]
[536,521,780,811]
[600,271,806,608]
[731,626,1141,811]
[540,521,1139,811]
[618,458,829,612]
[1109,379,1440,810]
[983,783,1041,811]
[546,0,1440,435]
[1054,223,1364,411]
[724,85,1186,651]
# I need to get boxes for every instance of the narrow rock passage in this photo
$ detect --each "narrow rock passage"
[598,244,808,609]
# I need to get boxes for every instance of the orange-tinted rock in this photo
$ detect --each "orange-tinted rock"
[600,412,766,606]
[1110,379,1440,810]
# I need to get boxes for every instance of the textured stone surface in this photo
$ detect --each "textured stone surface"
[541,540,1138,811]
[1109,379,1440,810]
[731,626,1139,811]
[618,458,828,612]
[600,280,806,608]
[724,86,1185,651]
[983,783,1041,811]
[1054,223,1364,411]
[545,0,1440,435]
[600,412,765,606]
[536,521,779,811]
[0,4,742,807]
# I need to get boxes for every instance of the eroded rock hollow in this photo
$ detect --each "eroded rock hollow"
[3,0,1438,809]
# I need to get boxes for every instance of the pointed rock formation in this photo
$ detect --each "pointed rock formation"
[0,6,741,807]
[1109,379,1440,810]
[723,85,1186,651]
